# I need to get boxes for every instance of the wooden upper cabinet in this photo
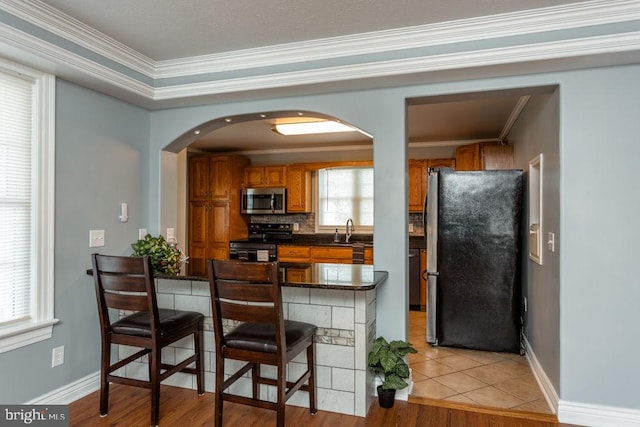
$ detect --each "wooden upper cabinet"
[408,158,455,212]
[455,143,482,170]
[244,165,287,187]
[482,142,514,170]
[456,142,514,171]
[408,160,426,213]
[428,158,456,169]
[286,164,311,213]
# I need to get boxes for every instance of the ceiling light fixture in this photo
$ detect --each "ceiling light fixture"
[273,121,355,136]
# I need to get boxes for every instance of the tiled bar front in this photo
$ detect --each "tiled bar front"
[116,276,379,417]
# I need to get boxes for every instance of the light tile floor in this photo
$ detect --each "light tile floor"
[408,310,554,414]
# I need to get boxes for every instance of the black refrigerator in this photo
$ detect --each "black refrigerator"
[424,169,523,353]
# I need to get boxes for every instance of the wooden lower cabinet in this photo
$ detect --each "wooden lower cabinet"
[278,244,373,265]
[277,245,311,263]
[311,247,352,263]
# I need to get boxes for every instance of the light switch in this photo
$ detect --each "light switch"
[138,228,147,239]
[166,228,175,240]
[89,229,105,247]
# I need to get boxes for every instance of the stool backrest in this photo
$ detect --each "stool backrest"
[207,260,284,348]
[91,254,159,332]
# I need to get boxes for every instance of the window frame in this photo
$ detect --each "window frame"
[0,58,57,353]
[314,167,374,234]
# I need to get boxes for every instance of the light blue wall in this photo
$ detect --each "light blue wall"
[0,79,151,403]
[511,91,561,391]
[560,64,640,407]
[3,63,640,415]
[150,63,640,411]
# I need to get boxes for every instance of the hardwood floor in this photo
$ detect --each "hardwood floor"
[69,384,575,426]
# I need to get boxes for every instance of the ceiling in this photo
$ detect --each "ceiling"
[39,0,584,62]
[35,0,577,152]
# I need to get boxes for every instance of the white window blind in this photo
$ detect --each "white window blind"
[0,59,56,353]
[317,168,373,229]
[0,71,33,326]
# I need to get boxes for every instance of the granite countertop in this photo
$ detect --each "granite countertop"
[285,233,373,247]
[176,261,387,291]
[89,260,388,291]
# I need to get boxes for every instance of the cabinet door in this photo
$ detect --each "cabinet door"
[188,201,208,246]
[210,157,231,199]
[427,158,456,169]
[364,247,374,265]
[189,157,211,200]
[408,160,426,212]
[311,247,352,263]
[244,166,265,187]
[286,165,311,212]
[482,142,514,170]
[455,143,482,170]
[265,166,287,186]
[277,245,311,262]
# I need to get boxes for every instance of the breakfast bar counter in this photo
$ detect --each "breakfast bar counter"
[110,261,387,417]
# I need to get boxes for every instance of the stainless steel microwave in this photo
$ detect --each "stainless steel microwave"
[241,188,287,214]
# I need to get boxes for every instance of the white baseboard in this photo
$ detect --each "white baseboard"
[26,371,100,405]
[522,335,559,413]
[558,401,640,427]
[524,336,640,426]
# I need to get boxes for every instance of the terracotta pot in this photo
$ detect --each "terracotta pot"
[377,385,396,408]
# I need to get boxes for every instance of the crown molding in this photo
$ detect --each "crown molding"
[154,0,640,79]
[153,31,640,101]
[0,21,154,98]
[2,1,640,108]
[2,0,640,82]
[0,0,155,76]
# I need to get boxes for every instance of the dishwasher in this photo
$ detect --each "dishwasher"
[409,248,421,310]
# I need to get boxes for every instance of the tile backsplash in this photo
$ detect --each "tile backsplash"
[250,212,424,236]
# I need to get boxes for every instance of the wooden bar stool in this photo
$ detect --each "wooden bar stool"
[91,254,205,427]
[207,259,317,427]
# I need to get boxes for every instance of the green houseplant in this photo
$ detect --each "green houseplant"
[131,234,185,275]
[367,336,417,408]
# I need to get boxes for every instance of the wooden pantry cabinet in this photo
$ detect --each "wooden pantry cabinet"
[243,165,287,187]
[188,155,249,273]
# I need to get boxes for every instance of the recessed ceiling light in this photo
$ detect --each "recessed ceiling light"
[224,118,232,123]
[193,129,200,135]
[273,120,356,135]
[259,114,267,118]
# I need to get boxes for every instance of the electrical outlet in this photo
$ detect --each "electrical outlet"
[166,228,175,240]
[408,224,415,233]
[89,230,105,247]
[138,228,147,239]
[293,223,299,231]
[52,346,64,367]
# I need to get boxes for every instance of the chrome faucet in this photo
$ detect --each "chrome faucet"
[345,218,355,243]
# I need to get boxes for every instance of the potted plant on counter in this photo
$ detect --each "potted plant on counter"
[131,234,187,275]
[367,336,417,408]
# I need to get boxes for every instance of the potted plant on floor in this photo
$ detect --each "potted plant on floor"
[367,336,417,408]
